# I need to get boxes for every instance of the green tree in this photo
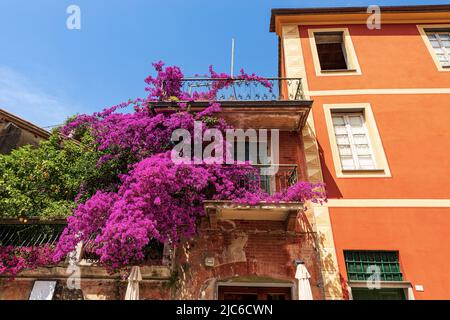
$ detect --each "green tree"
[0,131,119,219]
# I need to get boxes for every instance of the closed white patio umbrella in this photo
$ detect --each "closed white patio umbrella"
[295,263,313,300]
[125,266,142,300]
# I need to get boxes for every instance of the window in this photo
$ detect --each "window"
[426,31,450,68]
[233,140,276,194]
[324,103,391,178]
[314,32,348,70]
[331,113,375,170]
[344,251,412,300]
[308,28,361,76]
[344,251,403,282]
[418,25,450,72]
[233,140,269,164]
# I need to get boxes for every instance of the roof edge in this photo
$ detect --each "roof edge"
[270,4,450,32]
[0,108,51,139]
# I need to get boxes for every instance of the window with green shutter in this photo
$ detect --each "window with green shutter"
[344,250,403,281]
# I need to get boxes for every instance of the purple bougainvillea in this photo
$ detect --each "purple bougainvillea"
[0,62,326,275]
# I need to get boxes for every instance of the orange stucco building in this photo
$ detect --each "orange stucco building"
[272,5,450,300]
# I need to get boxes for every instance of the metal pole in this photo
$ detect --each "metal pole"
[231,38,235,78]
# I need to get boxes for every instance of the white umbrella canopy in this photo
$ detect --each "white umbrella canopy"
[125,266,142,300]
[295,263,313,300]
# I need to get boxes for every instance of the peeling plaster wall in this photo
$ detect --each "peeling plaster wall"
[175,218,323,300]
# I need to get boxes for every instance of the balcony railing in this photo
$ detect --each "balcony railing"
[172,77,304,101]
[81,238,166,266]
[238,164,298,195]
[257,164,298,195]
[0,223,65,247]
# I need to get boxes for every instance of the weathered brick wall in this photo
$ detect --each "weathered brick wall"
[0,215,321,300]
[174,217,323,300]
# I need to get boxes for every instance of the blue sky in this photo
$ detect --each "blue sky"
[0,0,447,127]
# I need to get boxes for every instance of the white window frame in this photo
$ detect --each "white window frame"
[308,28,362,76]
[332,113,376,171]
[323,103,391,178]
[417,24,450,72]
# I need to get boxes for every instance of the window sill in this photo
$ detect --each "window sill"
[341,168,385,173]
[320,68,357,73]
[337,168,391,178]
[348,280,412,289]
[317,68,361,76]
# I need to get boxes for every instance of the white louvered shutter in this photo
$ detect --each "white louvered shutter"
[332,113,376,170]
[427,32,450,67]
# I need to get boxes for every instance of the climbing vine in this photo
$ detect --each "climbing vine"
[0,62,326,275]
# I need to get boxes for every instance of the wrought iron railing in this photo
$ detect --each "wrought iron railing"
[167,77,304,101]
[0,223,65,247]
[256,164,298,195]
[236,164,298,195]
[81,238,166,266]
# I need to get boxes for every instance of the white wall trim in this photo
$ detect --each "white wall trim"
[323,199,450,208]
[307,88,450,96]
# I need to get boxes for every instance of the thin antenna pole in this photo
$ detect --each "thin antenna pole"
[231,38,235,78]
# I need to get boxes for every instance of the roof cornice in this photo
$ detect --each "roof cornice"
[270,4,450,33]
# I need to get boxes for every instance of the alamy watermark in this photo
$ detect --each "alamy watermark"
[367,5,381,30]
[65,243,82,290]
[171,121,280,175]
[66,5,81,30]
[366,265,382,290]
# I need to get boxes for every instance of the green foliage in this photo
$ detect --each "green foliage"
[0,131,108,219]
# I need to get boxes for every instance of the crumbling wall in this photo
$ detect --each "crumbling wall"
[174,217,323,300]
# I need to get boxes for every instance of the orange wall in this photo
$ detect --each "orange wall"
[294,23,450,199]
[330,207,450,299]
[311,94,450,199]
[290,21,450,299]
[299,23,450,90]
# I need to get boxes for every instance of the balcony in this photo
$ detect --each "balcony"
[204,164,303,224]
[153,77,312,131]
[0,220,66,247]
[178,77,305,101]
[0,219,169,268]
[240,164,298,195]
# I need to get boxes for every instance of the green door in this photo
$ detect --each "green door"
[352,288,406,300]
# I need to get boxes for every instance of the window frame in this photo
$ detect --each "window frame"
[323,103,391,178]
[418,24,450,72]
[308,28,362,76]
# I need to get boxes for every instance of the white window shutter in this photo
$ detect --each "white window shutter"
[427,32,450,67]
[332,113,376,170]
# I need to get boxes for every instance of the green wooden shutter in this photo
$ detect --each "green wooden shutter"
[344,250,403,281]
